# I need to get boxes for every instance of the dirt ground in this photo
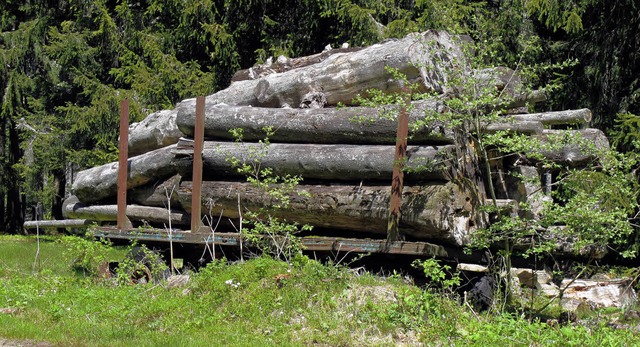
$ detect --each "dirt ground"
[0,339,52,347]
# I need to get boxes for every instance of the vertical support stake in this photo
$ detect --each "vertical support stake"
[387,87,411,243]
[117,99,131,230]
[191,96,205,233]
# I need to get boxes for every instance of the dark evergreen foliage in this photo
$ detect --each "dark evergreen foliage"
[0,0,638,232]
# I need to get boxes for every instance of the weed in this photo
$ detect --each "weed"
[1,236,640,346]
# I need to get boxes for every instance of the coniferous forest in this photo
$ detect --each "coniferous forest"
[1,0,639,235]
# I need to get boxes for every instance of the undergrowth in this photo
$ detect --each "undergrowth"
[1,235,639,346]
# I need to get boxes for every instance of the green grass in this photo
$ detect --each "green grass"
[1,235,640,346]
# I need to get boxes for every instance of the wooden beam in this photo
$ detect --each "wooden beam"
[388,88,411,242]
[190,96,205,232]
[24,219,93,229]
[117,99,131,230]
[91,227,477,260]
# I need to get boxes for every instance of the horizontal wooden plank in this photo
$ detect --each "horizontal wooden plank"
[91,227,476,260]
[24,219,94,229]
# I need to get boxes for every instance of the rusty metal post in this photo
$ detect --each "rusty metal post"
[387,88,411,242]
[190,96,205,233]
[117,99,130,230]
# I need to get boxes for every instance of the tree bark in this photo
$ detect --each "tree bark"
[175,100,455,145]
[63,196,190,226]
[128,109,183,156]
[484,121,544,135]
[175,31,467,112]
[177,180,479,246]
[173,139,455,182]
[533,128,609,165]
[511,109,592,126]
[72,144,178,204]
[129,174,183,208]
[231,47,365,82]
[24,219,93,229]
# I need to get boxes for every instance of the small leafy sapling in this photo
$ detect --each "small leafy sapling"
[222,126,313,260]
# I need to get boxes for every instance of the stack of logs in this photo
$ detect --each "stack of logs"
[61,31,607,250]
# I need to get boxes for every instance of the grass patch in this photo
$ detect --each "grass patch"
[1,235,639,346]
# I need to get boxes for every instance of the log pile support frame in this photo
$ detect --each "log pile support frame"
[387,87,411,242]
[190,96,205,233]
[117,99,132,230]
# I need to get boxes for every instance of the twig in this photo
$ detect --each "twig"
[464,292,481,321]
[32,204,42,273]
[238,193,243,262]
[164,185,177,275]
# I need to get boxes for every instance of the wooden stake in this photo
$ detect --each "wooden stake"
[387,88,411,242]
[190,96,205,233]
[117,99,131,230]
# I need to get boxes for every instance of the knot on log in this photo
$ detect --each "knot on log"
[300,92,327,109]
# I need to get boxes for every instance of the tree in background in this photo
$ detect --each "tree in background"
[1,0,639,232]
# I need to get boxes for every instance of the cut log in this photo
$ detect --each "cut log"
[484,121,544,135]
[128,110,184,156]
[176,100,454,145]
[173,139,455,181]
[511,108,592,126]
[64,196,190,226]
[231,47,365,82]
[129,174,183,208]
[506,90,547,109]
[24,219,93,229]
[72,145,178,204]
[534,128,609,165]
[176,31,467,111]
[560,278,636,311]
[176,180,479,246]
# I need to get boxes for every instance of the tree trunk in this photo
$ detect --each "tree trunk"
[24,219,93,229]
[175,100,454,145]
[177,180,479,246]
[511,109,592,126]
[533,128,609,165]
[484,121,544,135]
[175,31,467,111]
[6,120,24,233]
[231,47,365,82]
[63,196,190,226]
[72,144,178,204]
[52,168,65,221]
[128,109,183,156]
[130,174,183,208]
[173,139,455,182]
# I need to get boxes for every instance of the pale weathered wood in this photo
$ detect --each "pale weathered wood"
[24,219,93,229]
[231,47,364,82]
[175,100,454,145]
[506,90,547,109]
[511,108,592,126]
[128,109,184,156]
[534,128,609,165]
[484,121,544,135]
[175,31,467,113]
[173,139,455,181]
[72,144,178,204]
[130,175,183,208]
[92,227,480,260]
[64,196,190,225]
[176,180,478,246]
